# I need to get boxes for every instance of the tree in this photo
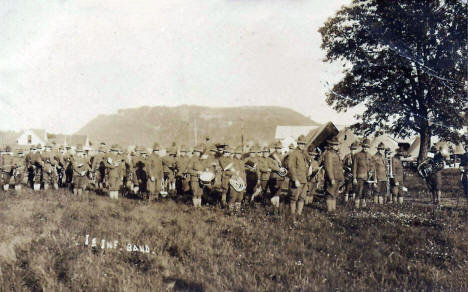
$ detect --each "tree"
[319,0,467,163]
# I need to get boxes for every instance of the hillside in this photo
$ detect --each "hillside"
[76,105,318,147]
[0,190,467,291]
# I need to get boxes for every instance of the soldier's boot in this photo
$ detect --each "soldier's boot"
[14,185,22,193]
[326,199,334,213]
[198,198,202,207]
[3,184,9,191]
[297,200,304,216]
[344,193,349,202]
[290,201,296,215]
[373,195,378,204]
[393,196,398,203]
[192,197,197,207]
[352,193,356,200]
[221,192,227,208]
[78,189,83,196]
[44,184,49,190]
[398,196,403,204]
[437,191,442,204]
[271,196,280,208]
[355,199,360,209]
[235,202,241,213]
[53,183,59,190]
[362,199,367,208]
[378,196,384,205]
[388,194,393,204]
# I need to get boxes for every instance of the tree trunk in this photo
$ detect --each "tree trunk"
[417,126,431,164]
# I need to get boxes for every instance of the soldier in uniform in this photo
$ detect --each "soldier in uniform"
[1,146,14,190]
[175,145,191,199]
[147,143,164,201]
[257,147,272,201]
[372,142,388,205]
[342,142,357,202]
[391,148,405,204]
[228,146,247,213]
[352,138,374,209]
[105,145,123,200]
[218,144,234,207]
[244,146,260,200]
[287,135,309,218]
[12,149,27,192]
[268,142,286,210]
[427,146,445,205]
[323,136,344,213]
[460,142,468,210]
[306,147,320,206]
[188,144,206,208]
[92,145,108,192]
[26,144,44,191]
[72,146,90,195]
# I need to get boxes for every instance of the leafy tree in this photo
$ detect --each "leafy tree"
[319,0,467,162]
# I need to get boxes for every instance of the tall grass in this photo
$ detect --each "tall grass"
[0,188,466,291]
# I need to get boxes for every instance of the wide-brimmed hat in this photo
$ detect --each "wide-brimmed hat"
[297,135,307,144]
[274,141,282,149]
[377,142,386,150]
[361,138,371,148]
[350,142,358,150]
[326,136,339,145]
[152,142,160,151]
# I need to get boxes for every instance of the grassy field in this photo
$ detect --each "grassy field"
[0,188,467,291]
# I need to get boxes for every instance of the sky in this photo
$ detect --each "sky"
[0,0,358,134]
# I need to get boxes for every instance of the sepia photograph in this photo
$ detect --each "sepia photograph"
[0,0,467,291]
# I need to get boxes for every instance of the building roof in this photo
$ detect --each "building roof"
[30,129,47,140]
[275,125,319,140]
[67,135,88,146]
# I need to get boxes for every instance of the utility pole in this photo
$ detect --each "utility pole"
[241,117,244,152]
[194,118,198,146]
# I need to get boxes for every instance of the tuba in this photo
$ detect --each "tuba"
[272,153,288,177]
[229,176,246,192]
[417,157,444,178]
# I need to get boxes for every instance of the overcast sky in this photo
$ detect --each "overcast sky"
[0,0,357,134]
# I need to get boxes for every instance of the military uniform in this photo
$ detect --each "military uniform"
[218,147,234,207]
[147,144,164,200]
[391,150,405,204]
[105,147,124,199]
[175,146,191,195]
[372,143,388,205]
[188,145,206,207]
[427,147,445,204]
[352,139,374,208]
[460,146,468,207]
[268,143,286,207]
[323,137,344,212]
[287,135,308,217]
[342,142,357,201]
[228,147,246,211]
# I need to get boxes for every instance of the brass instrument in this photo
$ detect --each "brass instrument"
[229,176,246,192]
[272,153,288,177]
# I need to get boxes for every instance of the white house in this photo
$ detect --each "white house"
[16,129,47,146]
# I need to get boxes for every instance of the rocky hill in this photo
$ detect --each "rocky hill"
[76,105,318,147]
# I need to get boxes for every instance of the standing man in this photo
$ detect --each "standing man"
[218,144,234,208]
[148,143,164,201]
[188,144,205,208]
[391,148,405,204]
[352,138,374,209]
[287,135,309,218]
[342,142,358,202]
[372,142,388,205]
[175,145,191,198]
[459,142,468,210]
[268,142,285,210]
[427,146,446,205]
[323,137,344,213]
[228,146,246,213]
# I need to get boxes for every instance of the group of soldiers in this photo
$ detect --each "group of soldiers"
[1,135,467,218]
